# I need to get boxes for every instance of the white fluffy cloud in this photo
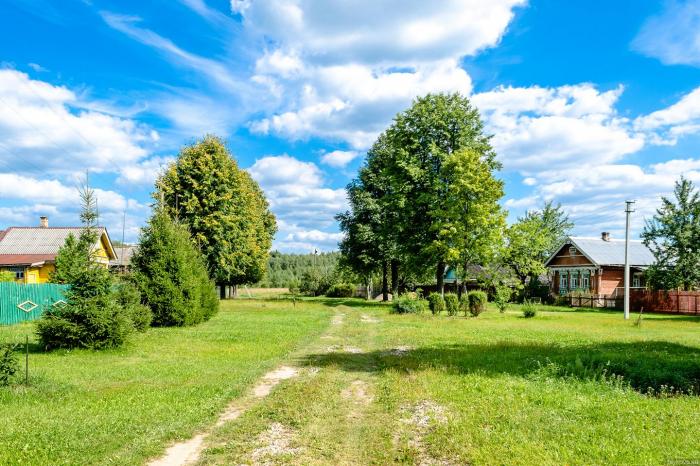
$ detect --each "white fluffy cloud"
[505,159,700,238]
[0,68,160,181]
[473,84,644,170]
[632,0,700,67]
[233,0,525,66]
[239,0,524,149]
[247,155,347,251]
[320,150,361,168]
[634,86,700,144]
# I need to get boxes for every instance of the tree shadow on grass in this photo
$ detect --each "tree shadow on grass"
[313,298,391,309]
[299,341,700,395]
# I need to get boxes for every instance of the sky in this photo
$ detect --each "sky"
[1,0,700,252]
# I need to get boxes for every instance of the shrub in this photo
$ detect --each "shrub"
[459,294,469,315]
[326,283,355,298]
[299,269,333,296]
[522,300,538,318]
[114,279,152,332]
[468,290,488,317]
[392,295,428,314]
[428,292,446,315]
[132,209,218,327]
[0,343,18,386]
[0,271,15,282]
[494,286,511,313]
[444,293,459,316]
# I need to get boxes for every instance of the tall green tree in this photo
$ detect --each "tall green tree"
[642,177,700,291]
[132,208,218,326]
[157,135,276,297]
[503,201,573,288]
[385,93,501,293]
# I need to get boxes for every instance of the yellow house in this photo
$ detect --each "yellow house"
[0,217,117,284]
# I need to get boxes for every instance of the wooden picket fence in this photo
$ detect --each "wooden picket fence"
[569,290,700,315]
[0,282,69,325]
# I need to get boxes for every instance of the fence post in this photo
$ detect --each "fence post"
[25,335,29,385]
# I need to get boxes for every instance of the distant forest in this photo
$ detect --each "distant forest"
[255,251,340,288]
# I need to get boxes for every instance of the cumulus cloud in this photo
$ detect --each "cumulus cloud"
[320,150,361,168]
[233,0,525,66]
[632,0,700,67]
[235,0,526,149]
[473,84,644,170]
[0,68,160,181]
[247,155,346,251]
[506,159,700,238]
[634,86,700,144]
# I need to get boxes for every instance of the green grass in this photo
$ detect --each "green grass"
[0,300,332,466]
[2,297,699,465]
[199,299,700,465]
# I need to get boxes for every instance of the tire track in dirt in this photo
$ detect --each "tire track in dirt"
[146,310,345,466]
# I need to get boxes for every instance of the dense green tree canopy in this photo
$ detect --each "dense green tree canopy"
[642,177,700,291]
[157,135,276,288]
[504,201,573,285]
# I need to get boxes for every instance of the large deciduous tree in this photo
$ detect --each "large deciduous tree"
[386,93,502,294]
[504,201,573,288]
[642,177,700,291]
[157,135,276,297]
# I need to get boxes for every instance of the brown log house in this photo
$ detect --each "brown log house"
[545,232,655,298]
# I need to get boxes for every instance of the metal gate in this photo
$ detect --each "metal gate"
[0,283,69,325]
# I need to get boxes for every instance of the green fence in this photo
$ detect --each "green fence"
[0,283,69,325]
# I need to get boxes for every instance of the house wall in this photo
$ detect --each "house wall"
[599,267,623,296]
[0,264,54,284]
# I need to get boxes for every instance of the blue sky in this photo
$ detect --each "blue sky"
[1,0,700,251]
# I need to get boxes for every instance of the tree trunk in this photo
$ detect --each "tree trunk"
[391,259,399,299]
[436,261,446,296]
[232,284,239,298]
[382,260,389,301]
[219,284,226,300]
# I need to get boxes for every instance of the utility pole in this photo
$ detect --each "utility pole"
[624,200,635,320]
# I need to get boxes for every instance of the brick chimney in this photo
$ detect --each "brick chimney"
[39,216,49,228]
[601,231,610,241]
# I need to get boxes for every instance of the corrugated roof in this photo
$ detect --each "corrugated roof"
[0,254,56,266]
[0,227,108,255]
[547,236,655,267]
[110,245,137,267]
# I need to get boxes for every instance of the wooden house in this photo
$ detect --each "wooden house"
[0,217,116,284]
[544,232,654,298]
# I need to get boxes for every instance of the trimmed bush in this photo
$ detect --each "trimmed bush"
[0,344,18,386]
[428,292,446,315]
[299,269,333,296]
[494,286,511,313]
[522,300,538,318]
[326,283,355,298]
[392,295,428,314]
[132,209,218,327]
[468,290,488,317]
[459,294,469,315]
[444,293,459,316]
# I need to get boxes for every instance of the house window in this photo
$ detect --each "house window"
[633,275,641,288]
[571,273,578,289]
[8,267,24,279]
[581,273,589,290]
[560,274,568,292]
[569,246,577,256]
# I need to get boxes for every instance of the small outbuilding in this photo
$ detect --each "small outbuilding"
[544,232,655,298]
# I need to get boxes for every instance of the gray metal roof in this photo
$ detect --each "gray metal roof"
[0,227,109,255]
[547,236,655,267]
[110,245,137,267]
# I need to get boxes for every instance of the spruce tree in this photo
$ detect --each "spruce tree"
[132,208,218,326]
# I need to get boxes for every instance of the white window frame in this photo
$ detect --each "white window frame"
[582,273,590,290]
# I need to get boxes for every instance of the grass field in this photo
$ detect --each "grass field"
[198,299,700,465]
[1,297,699,465]
[0,300,331,466]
